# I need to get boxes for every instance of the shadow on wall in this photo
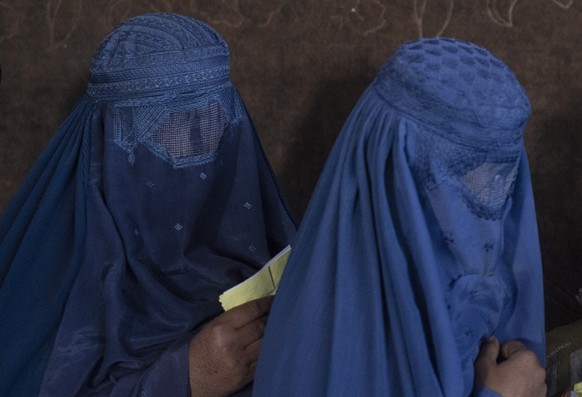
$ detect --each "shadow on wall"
[279,74,371,220]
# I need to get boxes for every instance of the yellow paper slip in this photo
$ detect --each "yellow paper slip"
[218,245,291,311]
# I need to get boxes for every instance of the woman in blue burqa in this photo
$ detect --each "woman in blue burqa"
[0,13,296,397]
[253,38,546,397]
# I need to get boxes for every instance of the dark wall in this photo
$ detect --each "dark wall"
[1,0,581,331]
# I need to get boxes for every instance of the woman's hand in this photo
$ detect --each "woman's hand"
[474,337,547,397]
[188,296,273,397]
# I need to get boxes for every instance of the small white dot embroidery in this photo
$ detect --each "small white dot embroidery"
[199,172,207,180]
[248,245,256,252]
[146,181,154,188]
[174,223,183,231]
[244,202,252,209]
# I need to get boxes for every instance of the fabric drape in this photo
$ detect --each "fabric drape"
[253,38,544,397]
[0,13,296,397]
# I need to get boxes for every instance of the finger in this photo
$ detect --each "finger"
[231,339,261,371]
[475,336,500,368]
[248,360,258,372]
[235,317,267,349]
[500,340,528,359]
[241,360,258,386]
[244,337,262,360]
[222,296,274,328]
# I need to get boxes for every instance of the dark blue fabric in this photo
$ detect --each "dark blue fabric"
[0,99,91,397]
[0,13,295,397]
[253,38,545,397]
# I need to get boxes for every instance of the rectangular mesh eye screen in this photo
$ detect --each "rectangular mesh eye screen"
[461,161,518,211]
[153,100,226,160]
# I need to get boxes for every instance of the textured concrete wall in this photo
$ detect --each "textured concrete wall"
[1,0,581,330]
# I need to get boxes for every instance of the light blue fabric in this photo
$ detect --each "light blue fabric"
[253,38,545,397]
[0,13,296,397]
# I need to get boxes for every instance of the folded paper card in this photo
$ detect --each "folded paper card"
[219,245,291,311]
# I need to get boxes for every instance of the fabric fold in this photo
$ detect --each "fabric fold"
[0,13,296,397]
[254,38,544,397]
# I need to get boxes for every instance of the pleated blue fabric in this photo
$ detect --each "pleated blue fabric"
[0,13,295,397]
[253,38,545,397]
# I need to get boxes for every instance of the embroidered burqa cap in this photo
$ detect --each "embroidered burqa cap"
[253,38,544,397]
[0,13,295,397]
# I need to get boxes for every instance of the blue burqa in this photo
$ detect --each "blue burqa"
[253,38,545,397]
[0,13,296,397]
